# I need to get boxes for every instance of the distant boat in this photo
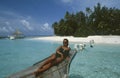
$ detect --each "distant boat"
[9,29,25,40]
[9,36,15,40]
[7,49,77,78]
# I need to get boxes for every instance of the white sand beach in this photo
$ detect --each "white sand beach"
[32,35,120,44]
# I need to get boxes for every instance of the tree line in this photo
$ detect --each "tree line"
[52,3,120,37]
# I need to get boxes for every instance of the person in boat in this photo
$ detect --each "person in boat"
[34,38,71,76]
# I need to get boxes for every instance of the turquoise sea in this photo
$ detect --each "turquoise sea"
[0,38,120,78]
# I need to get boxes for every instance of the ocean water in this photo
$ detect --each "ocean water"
[0,38,120,78]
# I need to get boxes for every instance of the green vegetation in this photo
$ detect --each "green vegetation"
[0,36,6,39]
[52,3,120,37]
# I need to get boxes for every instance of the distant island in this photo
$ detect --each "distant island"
[8,29,25,40]
[0,36,6,39]
[52,3,120,37]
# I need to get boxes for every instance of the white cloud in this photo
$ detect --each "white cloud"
[20,20,33,30]
[42,23,52,31]
[8,26,14,32]
[0,10,53,35]
[26,16,32,20]
[0,26,14,33]
[44,23,49,27]
[5,21,10,25]
[0,27,9,32]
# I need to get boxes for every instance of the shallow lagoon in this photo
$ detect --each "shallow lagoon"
[0,38,120,78]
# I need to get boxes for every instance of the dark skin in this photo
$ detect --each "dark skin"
[34,39,70,76]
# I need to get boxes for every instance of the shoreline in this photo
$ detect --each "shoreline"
[30,35,120,44]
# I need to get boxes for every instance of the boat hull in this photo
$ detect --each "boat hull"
[7,50,77,78]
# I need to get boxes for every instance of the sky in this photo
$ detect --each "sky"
[0,0,120,36]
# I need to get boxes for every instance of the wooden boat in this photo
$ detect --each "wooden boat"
[7,49,77,78]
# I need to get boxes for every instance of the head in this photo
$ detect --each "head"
[63,39,69,47]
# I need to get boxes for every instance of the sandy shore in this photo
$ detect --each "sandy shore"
[32,35,120,44]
